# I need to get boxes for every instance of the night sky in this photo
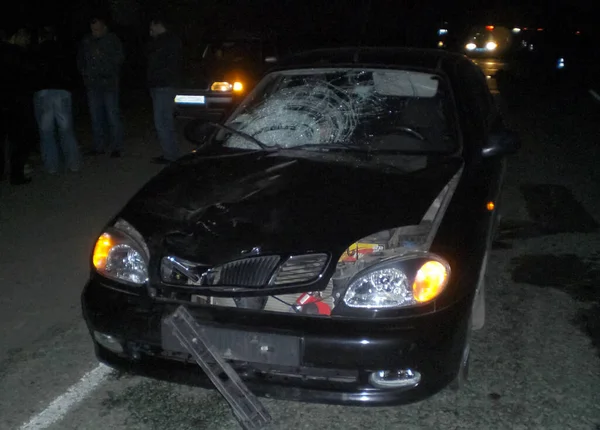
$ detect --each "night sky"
[3,0,598,48]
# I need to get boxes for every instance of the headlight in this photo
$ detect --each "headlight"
[343,254,450,309]
[466,43,477,51]
[210,81,244,92]
[486,41,498,51]
[92,219,149,285]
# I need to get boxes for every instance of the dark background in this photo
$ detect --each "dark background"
[2,0,598,89]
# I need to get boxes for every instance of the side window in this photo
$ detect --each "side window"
[467,67,492,126]
[449,62,491,160]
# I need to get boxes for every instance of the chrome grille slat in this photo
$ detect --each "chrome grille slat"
[217,255,281,287]
[271,253,329,285]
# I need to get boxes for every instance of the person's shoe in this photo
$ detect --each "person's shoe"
[151,156,170,164]
[85,149,105,156]
[10,177,32,185]
[110,151,121,158]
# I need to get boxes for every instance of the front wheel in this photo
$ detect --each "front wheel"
[449,317,471,391]
[472,249,489,331]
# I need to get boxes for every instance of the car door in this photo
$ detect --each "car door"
[449,60,505,261]
[463,61,506,238]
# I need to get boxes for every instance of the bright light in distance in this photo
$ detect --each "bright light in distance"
[438,28,448,35]
[486,41,498,51]
[512,27,521,33]
[466,43,477,51]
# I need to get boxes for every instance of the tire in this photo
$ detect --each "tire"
[183,119,210,147]
[472,250,488,331]
[450,318,472,391]
[472,241,490,331]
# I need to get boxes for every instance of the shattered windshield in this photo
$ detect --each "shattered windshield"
[217,68,457,153]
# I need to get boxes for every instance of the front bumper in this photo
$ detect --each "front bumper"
[82,278,472,406]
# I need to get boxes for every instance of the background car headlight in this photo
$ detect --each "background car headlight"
[343,254,450,309]
[466,43,477,51]
[486,41,498,51]
[92,219,149,285]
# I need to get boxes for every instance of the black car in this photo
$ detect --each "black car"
[174,32,278,124]
[83,47,519,409]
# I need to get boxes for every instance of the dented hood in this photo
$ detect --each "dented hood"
[122,151,463,265]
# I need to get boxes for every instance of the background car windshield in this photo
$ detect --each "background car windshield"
[204,40,262,65]
[220,68,456,152]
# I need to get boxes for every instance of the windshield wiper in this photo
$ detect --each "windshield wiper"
[209,122,271,151]
[276,142,367,152]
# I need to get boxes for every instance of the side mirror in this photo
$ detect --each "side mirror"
[482,129,520,158]
[264,56,278,64]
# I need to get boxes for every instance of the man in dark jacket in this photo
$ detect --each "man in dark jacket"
[33,26,81,174]
[77,16,124,157]
[147,15,182,164]
[0,27,36,185]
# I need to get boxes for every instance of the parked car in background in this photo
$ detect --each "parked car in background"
[83,47,519,409]
[174,31,278,124]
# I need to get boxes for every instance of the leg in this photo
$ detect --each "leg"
[152,87,180,161]
[103,90,124,153]
[87,88,106,153]
[54,90,82,171]
[34,90,60,173]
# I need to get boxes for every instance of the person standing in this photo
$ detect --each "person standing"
[33,26,81,174]
[77,16,124,158]
[147,15,183,164]
[0,27,36,185]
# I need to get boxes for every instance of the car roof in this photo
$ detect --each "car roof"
[274,46,473,73]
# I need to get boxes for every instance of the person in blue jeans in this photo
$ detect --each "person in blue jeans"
[33,26,81,174]
[147,15,183,164]
[77,16,124,158]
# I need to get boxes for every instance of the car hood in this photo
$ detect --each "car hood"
[122,151,463,265]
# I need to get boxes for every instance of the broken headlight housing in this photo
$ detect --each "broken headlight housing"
[92,219,150,286]
[343,253,450,309]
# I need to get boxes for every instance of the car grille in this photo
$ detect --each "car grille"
[270,253,329,285]
[214,255,281,287]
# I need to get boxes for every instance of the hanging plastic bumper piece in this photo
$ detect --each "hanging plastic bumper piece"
[163,305,272,430]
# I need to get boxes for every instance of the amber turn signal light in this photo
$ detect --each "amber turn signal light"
[412,260,449,302]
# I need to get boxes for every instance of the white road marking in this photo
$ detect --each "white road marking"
[19,364,112,430]
[589,89,600,103]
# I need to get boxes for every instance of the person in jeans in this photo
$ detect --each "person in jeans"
[77,16,124,158]
[33,26,81,174]
[147,15,182,164]
[0,27,36,185]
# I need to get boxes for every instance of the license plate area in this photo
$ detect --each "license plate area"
[161,318,301,366]
[174,95,205,104]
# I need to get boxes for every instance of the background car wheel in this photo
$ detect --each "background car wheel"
[183,119,211,147]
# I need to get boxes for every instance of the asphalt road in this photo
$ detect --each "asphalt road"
[1,82,599,430]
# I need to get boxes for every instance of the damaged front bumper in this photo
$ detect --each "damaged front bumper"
[82,277,471,406]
